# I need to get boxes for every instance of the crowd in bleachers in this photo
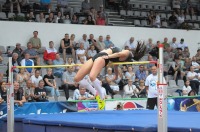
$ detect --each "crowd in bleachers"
[0,29,200,106]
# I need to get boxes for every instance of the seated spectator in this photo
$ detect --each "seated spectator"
[104,35,114,48]
[76,42,87,63]
[146,55,155,74]
[43,41,57,65]
[16,68,30,88]
[96,12,106,25]
[125,65,136,82]
[191,56,200,72]
[164,47,174,64]
[21,53,34,74]
[177,38,188,50]
[105,67,119,93]
[82,0,90,13]
[88,34,96,46]
[187,66,199,94]
[183,57,191,72]
[149,41,159,59]
[57,0,70,16]
[24,80,35,102]
[36,12,46,23]
[26,11,35,22]
[12,53,21,79]
[177,10,185,27]
[182,47,190,59]
[188,90,197,96]
[43,68,60,98]
[169,12,178,28]
[63,14,71,24]
[153,12,161,28]
[0,82,7,103]
[84,15,96,25]
[71,14,79,24]
[124,37,137,51]
[97,35,105,52]
[40,0,51,12]
[146,38,154,53]
[195,49,200,64]
[171,57,185,81]
[88,7,97,20]
[14,82,26,106]
[87,45,97,59]
[162,37,170,50]
[73,85,95,100]
[29,31,42,53]
[34,80,48,102]
[79,34,90,50]
[123,79,138,98]
[135,65,147,82]
[170,37,178,52]
[30,69,43,88]
[66,57,75,71]
[62,66,78,100]
[54,11,63,23]
[59,33,75,63]
[136,80,147,98]
[98,5,106,19]
[53,53,65,77]
[46,12,54,23]
[174,48,183,59]
[148,10,155,26]
[115,68,124,90]
[12,43,23,62]
[182,80,192,96]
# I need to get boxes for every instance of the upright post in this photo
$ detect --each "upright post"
[157,44,167,132]
[7,57,14,132]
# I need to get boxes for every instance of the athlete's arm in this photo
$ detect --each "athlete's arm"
[107,50,129,59]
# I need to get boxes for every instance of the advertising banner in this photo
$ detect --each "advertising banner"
[77,101,98,112]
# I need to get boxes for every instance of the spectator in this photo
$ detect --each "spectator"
[30,69,43,88]
[182,80,192,96]
[43,41,57,65]
[182,47,190,58]
[43,68,60,98]
[96,12,106,25]
[164,47,174,64]
[87,45,97,59]
[23,42,40,66]
[177,38,188,50]
[170,37,178,52]
[187,66,199,94]
[177,10,185,27]
[79,34,90,50]
[146,55,155,74]
[137,79,147,98]
[29,31,42,53]
[0,82,7,102]
[97,35,105,52]
[46,12,54,23]
[172,0,181,13]
[162,37,170,50]
[174,48,183,59]
[104,35,114,48]
[105,67,120,94]
[146,38,154,53]
[52,53,65,77]
[121,0,130,10]
[171,56,185,81]
[62,66,78,100]
[148,10,155,26]
[124,37,137,51]
[66,57,75,72]
[40,0,51,12]
[63,14,71,24]
[88,34,96,46]
[73,85,95,100]
[16,68,30,88]
[84,15,96,25]
[36,12,46,23]
[169,12,178,28]
[123,79,138,98]
[183,57,191,72]
[57,0,70,16]
[89,7,97,20]
[26,11,35,22]
[24,80,35,102]
[34,80,48,102]
[59,33,75,63]
[149,41,159,59]
[115,67,124,90]
[191,56,200,72]
[125,65,136,82]
[195,49,200,64]
[98,5,106,19]
[135,65,147,82]
[14,82,26,106]
[12,53,21,80]
[82,0,90,13]
[10,0,28,13]
[12,43,23,62]
[76,42,87,63]
[153,12,161,28]
[54,11,63,23]
[71,14,79,24]
[197,0,200,15]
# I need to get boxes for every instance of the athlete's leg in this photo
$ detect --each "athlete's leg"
[79,78,96,95]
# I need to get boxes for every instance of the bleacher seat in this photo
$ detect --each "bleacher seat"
[73,7,81,13]
[127,10,133,16]
[0,12,7,19]
[169,80,178,88]
[177,80,184,87]
[8,13,15,19]
[166,6,171,11]
[113,94,122,99]
[120,10,126,16]
[7,46,15,52]
[147,5,153,10]
[2,57,8,65]
[191,15,197,21]
[154,5,160,10]
[160,5,166,10]
[194,23,200,30]
[162,21,168,28]
[141,12,147,17]
[134,20,140,26]
[188,23,193,27]
[133,11,140,17]
[172,92,180,97]
[141,4,147,9]
[17,13,25,17]
[198,16,200,21]
[141,20,149,27]
[133,3,140,9]
[160,13,167,19]
[185,15,191,21]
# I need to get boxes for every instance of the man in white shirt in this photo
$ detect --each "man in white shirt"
[177,38,188,50]
[73,85,94,100]
[187,66,199,94]
[30,69,43,88]
[78,34,90,50]
[87,45,97,59]
[123,79,138,98]
[76,42,87,63]
[124,37,137,51]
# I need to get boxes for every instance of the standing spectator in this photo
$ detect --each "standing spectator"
[125,65,136,82]
[36,12,46,23]
[34,80,48,102]
[43,68,60,98]
[182,80,192,96]
[29,31,42,53]
[43,41,57,65]
[57,0,70,16]
[76,42,87,63]
[135,65,147,82]
[16,68,30,88]
[14,82,26,106]
[170,37,178,52]
[84,15,96,25]
[123,79,138,98]
[87,45,97,59]
[0,82,7,102]
[104,35,114,48]
[187,66,199,94]
[177,38,188,50]
[145,66,159,110]
[24,80,35,102]
[79,34,90,50]
[169,12,178,28]
[46,12,54,23]
[12,43,23,62]
[62,66,78,100]
[71,14,79,24]
[124,37,137,51]
[21,53,34,74]
[73,85,94,100]
[52,53,65,77]
[162,37,170,50]
[97,35,105,52]
[23,43,40,66]
[30,69,43,88]
[82,0,90,13]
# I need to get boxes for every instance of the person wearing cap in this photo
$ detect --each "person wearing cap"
[12,43,23,62]
[177,38,188,50]
[73,85,94,100]
[123,79,138,98]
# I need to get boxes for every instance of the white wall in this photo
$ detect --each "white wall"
[0,21,200,56]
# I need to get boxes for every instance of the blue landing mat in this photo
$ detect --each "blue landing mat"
[2,110,200,132]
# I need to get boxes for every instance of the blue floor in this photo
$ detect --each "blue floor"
[1,110,200,132]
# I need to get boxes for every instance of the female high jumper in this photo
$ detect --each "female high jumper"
[74,42,146,109]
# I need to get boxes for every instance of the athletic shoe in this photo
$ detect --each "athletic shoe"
[95,95,105,110]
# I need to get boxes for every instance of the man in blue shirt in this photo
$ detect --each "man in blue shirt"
[135,65,147,82]
[104,35,114,48]
[53,53,65,77]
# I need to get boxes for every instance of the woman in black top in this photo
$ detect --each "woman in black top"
[84,15,96,25]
